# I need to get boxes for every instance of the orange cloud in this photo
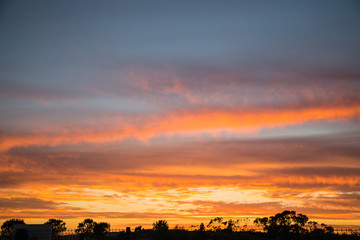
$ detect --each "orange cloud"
[1,105,359,151]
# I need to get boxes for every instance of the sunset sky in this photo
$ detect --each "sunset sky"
[1,0,360,229]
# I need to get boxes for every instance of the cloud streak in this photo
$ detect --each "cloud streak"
[1,104,359,151]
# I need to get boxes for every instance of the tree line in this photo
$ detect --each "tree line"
[0,218,110,240]
[1,210,360,240]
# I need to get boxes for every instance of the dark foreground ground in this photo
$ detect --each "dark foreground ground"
[53,229,360,240]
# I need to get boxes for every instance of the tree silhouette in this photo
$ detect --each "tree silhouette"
[207,217,224,231]
[307,221,334,237]
[207,217,240,232]
[152,220,169,240]
[199,223,205,232]
[75,218,95,240]
[94,222,110,240]
[1,219,25,239]
[153,220,169,231]
[75,219,110,240]
[134,226,142,232]
[44,219,66,237]
[224,219,240,232]
[254,210,309,239]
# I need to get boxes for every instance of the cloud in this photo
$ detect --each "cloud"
[2,58,359,111]
[266,167,360,177]
[3,131,359,174]
[1,132,359,206]
[0,210,188,221]
[182,200,284,216]
[1,104,359,151]
[0,197,61,210]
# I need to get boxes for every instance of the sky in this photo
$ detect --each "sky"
[0,0,360,229]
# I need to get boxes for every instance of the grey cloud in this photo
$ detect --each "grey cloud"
[0,197,61,210]
[4,131,360,172]
[266,167,360,177]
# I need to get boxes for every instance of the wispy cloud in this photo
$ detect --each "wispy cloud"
[1,105,359,151]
